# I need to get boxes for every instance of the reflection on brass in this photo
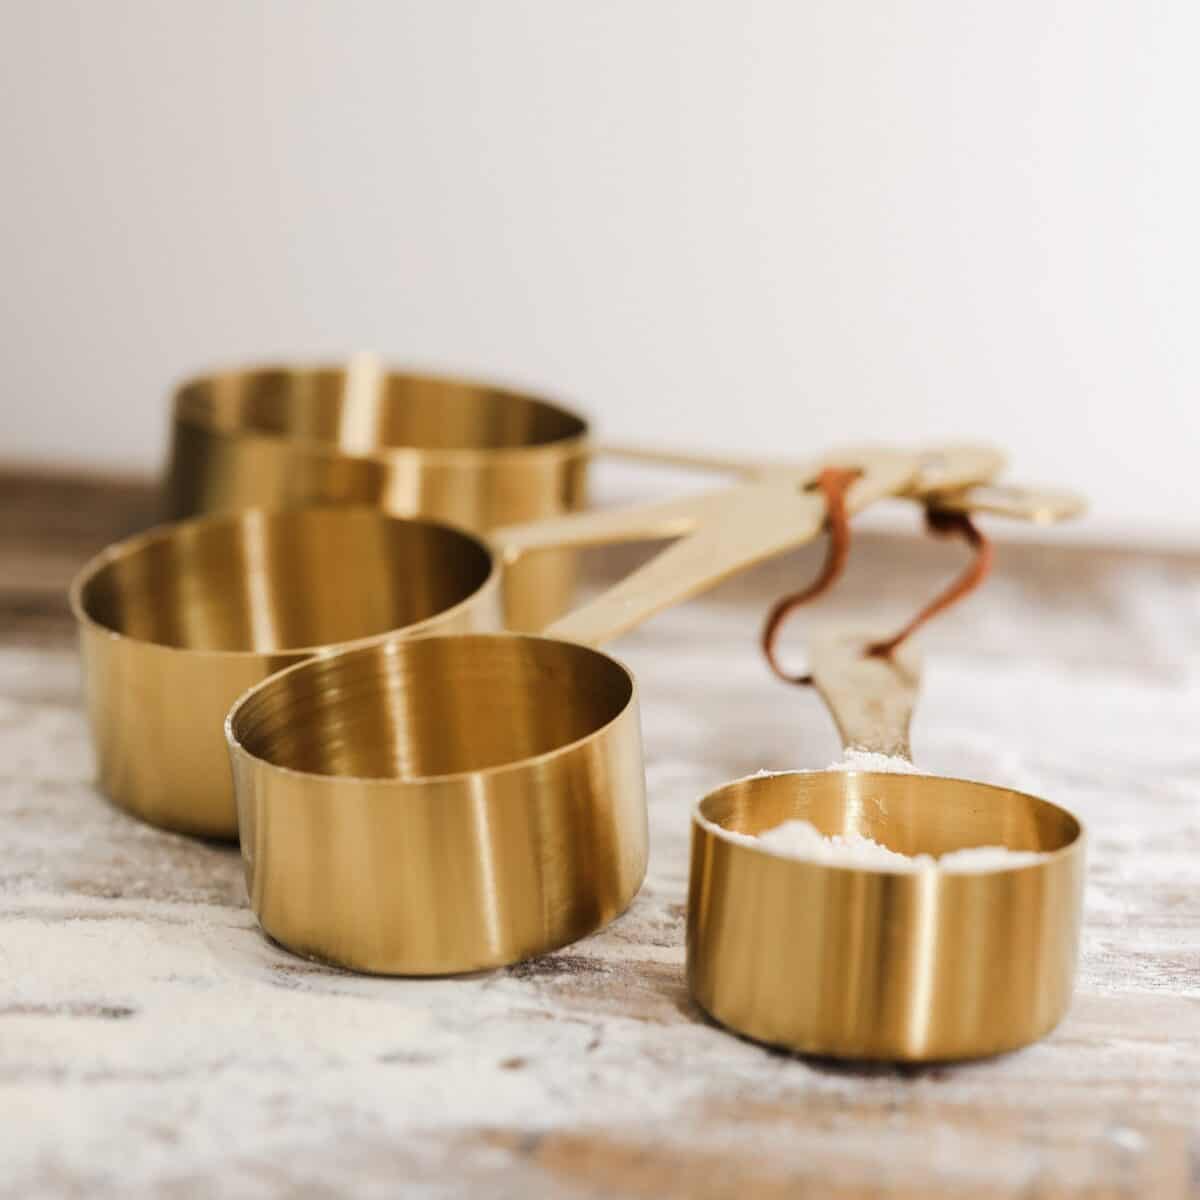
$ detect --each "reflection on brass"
[229,635,646,975]
[226,446,1006,976]
[163,358,591,630]
[687,630,1086,1062]
[70,508,500,838]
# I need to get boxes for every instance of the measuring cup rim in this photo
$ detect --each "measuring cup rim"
[224,631,640,788]
[692,767,1085,874]
[172,360,592,460]
[68,505,501,662]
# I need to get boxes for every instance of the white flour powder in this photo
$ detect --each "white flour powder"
[825,749,918,774]
[753,816,1046,873]
[724,818,1047,872]
[713,756,1044,870]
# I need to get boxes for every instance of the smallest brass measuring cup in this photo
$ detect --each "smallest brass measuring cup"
[687,630,1085,1062]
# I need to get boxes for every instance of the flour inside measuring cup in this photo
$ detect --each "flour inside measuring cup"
[728,819,1047,872]
[825,748,918,774]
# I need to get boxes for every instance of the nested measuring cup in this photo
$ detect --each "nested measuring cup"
[687,629,1086,1062]
[164,359,591,631]
[70,508,503,838]
[224,447,1003,975]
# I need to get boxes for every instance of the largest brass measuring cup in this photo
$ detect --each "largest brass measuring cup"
[225,447,1003,975]
[165,358,592,631]
[687,630,1086,1062]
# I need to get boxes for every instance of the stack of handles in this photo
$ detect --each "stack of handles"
[493,442,1082,650]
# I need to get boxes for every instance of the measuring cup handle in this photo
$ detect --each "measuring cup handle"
[488,489,732,560]
[596,442,789,477]
[597,442,1010,494]
[540,482,828,647]
[497,443,1006,650]
[805,629,922,761]
[543,455,919,648]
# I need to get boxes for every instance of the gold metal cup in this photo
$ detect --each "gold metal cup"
[69,508,501,838]
[225,446,1006,976]
[163,358,590,630]
[687,632,1086,1062]
[228,633,647,975]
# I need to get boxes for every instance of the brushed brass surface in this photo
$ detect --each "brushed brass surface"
[70,508,501,838]
[687,630,1086,1061]
[163,358,590,630]
[498,444,1007,647]
[226,445,1006,976]
[228,635,646,975]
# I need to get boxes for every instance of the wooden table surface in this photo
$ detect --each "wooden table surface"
[2,470,1197,1199]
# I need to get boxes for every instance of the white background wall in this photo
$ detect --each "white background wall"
[2,1,1197,542]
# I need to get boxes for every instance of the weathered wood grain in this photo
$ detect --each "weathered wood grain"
[1,469,1197,1198]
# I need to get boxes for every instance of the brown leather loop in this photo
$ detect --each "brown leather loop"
[760,480,995,685]
[760,467,860,684]
[866,508,993,659]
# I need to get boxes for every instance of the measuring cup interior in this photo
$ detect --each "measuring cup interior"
[230,634,635,780]
[74,508,495,654]
[175,366,588,453]
[700,769,1081,858]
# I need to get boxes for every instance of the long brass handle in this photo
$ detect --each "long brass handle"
[488,442,1014,650]
[542,453,920,648]
[489,490,724,560]
[537,453,936,652]
[597,441,1010,494]
[805,629,922,761]
[489,442,1013,561]
[597,441,792,477]
[541,443,1018,648]
[540,481,826,648]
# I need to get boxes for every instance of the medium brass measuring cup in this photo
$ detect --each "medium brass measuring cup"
[70,508,503,838]
[687,629,1086,1062]
[225,447,1004,975]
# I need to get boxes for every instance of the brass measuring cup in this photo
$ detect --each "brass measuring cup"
[687,629,1086,1062]
[70,508,503,838]
[164,358,591,632]
[224,447,1004,976]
